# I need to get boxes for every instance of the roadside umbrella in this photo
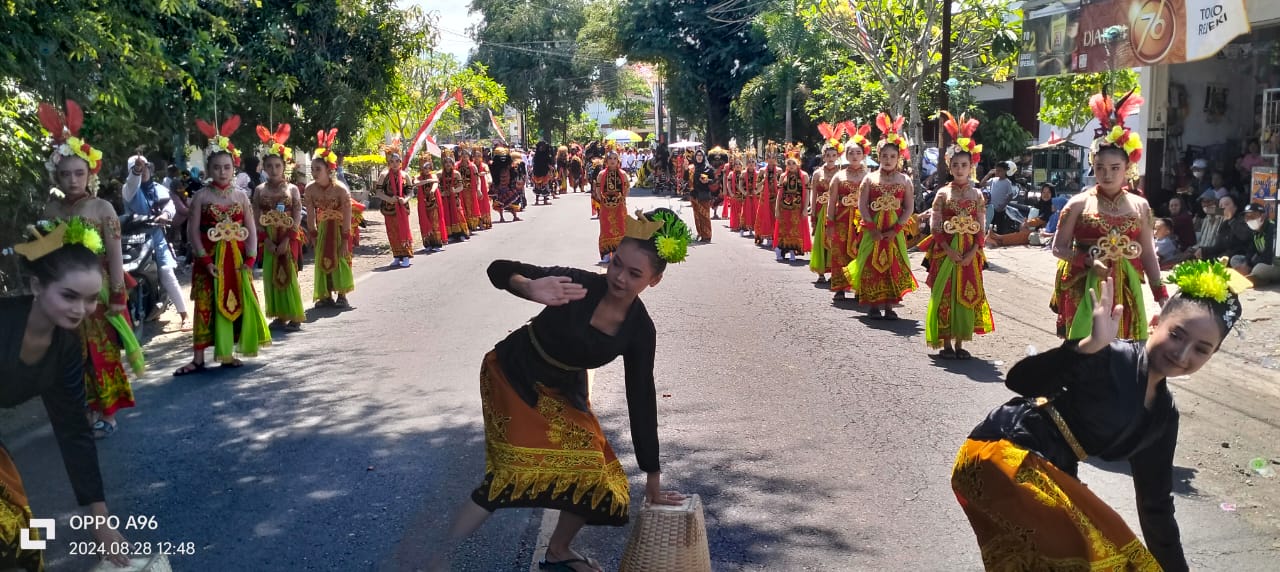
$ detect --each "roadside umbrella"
[604,129,642,142]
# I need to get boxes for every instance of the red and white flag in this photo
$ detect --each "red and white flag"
[488,108,508,145]
[406,89,465,166]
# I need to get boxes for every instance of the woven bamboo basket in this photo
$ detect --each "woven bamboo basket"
[619,494,711,572]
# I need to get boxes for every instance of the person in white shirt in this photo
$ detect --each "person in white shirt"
[123,155,188,328]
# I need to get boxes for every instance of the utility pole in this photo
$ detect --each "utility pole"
[784,0,798,142]
[655,84,665,140]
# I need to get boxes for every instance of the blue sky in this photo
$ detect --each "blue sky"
[402,0,481,63]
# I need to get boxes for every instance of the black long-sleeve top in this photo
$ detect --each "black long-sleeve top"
[1203,216,1251,259]
[486,260,660,473]
[0,296,106,506]
[968,340,1186,571]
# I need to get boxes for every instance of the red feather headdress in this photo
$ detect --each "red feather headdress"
[940,110,982,165]
[256,123,293,162]
[817,122,848,153]
[874,112,910,160]
[38,100,102,174]
[840,121,873,155]
[1089,89,1144,163]
[197,115,243,167]
[314,128,339,169]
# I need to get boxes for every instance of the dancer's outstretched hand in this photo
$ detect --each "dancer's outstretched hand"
[527,276,588,306]
[645,472,686,506]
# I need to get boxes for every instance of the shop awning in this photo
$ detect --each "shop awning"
[1017,0,1252,78]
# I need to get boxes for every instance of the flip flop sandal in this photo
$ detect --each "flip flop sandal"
[956,349,973,360]
[539,557,601,572]
[284,322,303,332]
[884,310,901,320]
[220,359,244,369]
[173,362,207,377]
[939,348,957,360]
[315,298,336,308]
[335,298,352,310]
[92,420,118,439]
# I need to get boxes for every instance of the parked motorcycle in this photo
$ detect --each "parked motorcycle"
[120,212,172,339]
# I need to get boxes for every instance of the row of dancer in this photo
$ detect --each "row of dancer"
[378,143,528,269]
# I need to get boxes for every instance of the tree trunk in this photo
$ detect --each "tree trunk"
[907,94,924,176]
[705,87,731,147]
[784,79,794,143]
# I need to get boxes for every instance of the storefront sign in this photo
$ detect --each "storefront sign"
[1018,0,1252,78]
[1252,167,1276,202]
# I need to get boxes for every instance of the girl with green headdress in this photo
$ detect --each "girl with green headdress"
[952,259,1248,571]
[2,220,133,568]
[432,208,690,572]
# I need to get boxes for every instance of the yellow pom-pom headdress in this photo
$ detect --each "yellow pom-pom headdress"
[196,115,243,167]
[940,111,983,165]
[1089,89,1144,164]
[3,218,105,261]
[38,100,103,175]
[875,112,910,160]
[314,128,339,169]
[256,123,293,163]
[625,208,693,264]
[1166,259,1252,333]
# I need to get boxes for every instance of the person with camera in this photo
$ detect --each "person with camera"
[124,155,188,330]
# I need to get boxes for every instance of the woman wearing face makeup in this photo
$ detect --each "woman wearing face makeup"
[39,100,141,439]
[431,209,690,572]
[953,261,1248,572]
[1050,91,1165,341]
[827,126,871,301]
[808,139,841,281]
[773,144,812,262]
[174,116,271,376]
[755,143,781,248]
[924,112,993,359]
[1,222,132,569]
[847,113,918,320]
[304,131,356,308]
[252,124,305,332]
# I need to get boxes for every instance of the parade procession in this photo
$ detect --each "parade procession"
[3,0,1280,571]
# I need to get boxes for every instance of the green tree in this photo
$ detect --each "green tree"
[812,0,1020,168]
[804,63,890,126]
[470,0,594,141]
[358,53,507,152]
[604,69,653,131]
[1037,70,1140,141]
[615,0,773,146]
[566,112,602,142]
[976,113,1034,167]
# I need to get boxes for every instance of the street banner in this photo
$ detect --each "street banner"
[406,89,466,166]
[1018,0,1251,78]
[1252,167,1276,202]
[488,108,508,145]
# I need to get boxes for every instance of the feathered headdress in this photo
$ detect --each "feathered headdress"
[840,121,873,155]
[256,123,293,162]
[1089,89,1144,163]
[764,141,780,161]
[196,115,243,167]
[38,100,103,175]
[2,218,104,261]
[784,142,805,164]
[314,128,339,169]
[625,208,693,264]
[382,137,404,161]
[817,122,847,154]
[940,111,982,165]
[875,112,910,160]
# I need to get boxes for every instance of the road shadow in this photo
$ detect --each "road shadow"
[855,314,924,337]
[573,405,870,570]
[1085,459,1202,497]
[926,354,1003,383]
[15,345,510,572]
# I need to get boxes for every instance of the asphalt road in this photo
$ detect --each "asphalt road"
[10,187,1279,571]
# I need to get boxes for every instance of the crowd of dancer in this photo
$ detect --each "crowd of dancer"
[0,88,1261,572]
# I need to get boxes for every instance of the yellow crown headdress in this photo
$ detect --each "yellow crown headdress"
[625,209,693,264]
[3,218,104,261]
[784,142,805,163]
